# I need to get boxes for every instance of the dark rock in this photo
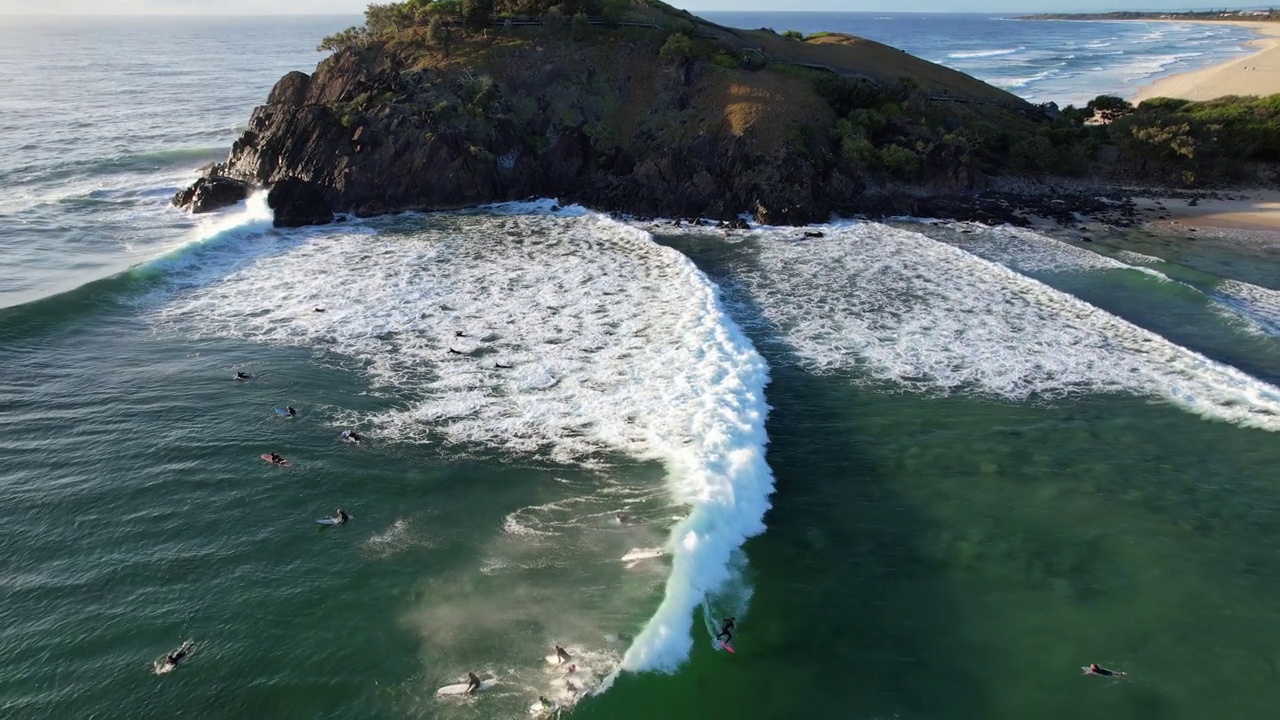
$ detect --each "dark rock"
[728,217,749,230]
[267,178,332,228]
[171,175,250,214]
[1080,236,1092,242]
[1187,197,1199,206]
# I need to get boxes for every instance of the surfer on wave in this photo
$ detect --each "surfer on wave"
[716,617,735,645]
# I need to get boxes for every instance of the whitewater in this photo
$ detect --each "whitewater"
[152,202,777,689]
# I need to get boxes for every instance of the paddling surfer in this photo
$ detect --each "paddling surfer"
[342,430,363,444]
[161,640,193,670]
[286,406,297,418]
[269,453,287,465]
[1084,663,1126,678]
[235,371,252,380]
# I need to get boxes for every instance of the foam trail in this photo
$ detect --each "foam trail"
[730,222,1280,432]
[1214,280,1280,338]
[153,206,776,676]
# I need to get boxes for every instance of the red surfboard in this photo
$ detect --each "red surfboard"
[721,642,735,654]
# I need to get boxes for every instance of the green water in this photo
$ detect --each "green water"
[1,220,1278,720]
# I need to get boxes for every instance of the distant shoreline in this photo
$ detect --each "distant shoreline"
[1018,11,1279,23]
[1125,20,1280,103]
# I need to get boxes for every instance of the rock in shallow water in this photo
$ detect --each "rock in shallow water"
[266,178,332,228]
[171,175,250,214]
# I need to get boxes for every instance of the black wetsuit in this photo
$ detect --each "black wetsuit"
[466,673,481,694]
[716,619,735,643]
[1091,665,1116,677]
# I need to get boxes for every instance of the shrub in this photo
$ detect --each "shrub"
[782,29,804,40]
[317,26,369,53]
[879,144,921,179]
[570,12,589,41]
[659,32,695,61]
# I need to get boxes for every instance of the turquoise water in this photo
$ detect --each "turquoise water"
[3,14,1280,720]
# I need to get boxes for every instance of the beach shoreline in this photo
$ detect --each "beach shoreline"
[1131,20,1280,102]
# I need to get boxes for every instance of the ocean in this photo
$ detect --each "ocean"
[2,12,1279,720]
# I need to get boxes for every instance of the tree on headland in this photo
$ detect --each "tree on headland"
[1087,95,1134,124]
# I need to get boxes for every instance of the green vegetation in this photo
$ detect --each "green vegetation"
[312,1,1280,190]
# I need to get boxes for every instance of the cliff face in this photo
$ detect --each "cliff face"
[181,18,1048,226]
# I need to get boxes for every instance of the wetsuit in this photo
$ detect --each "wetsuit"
[716,619,735,643]
[465,672,481,694]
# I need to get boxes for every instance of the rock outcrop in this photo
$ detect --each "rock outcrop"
[176,11,1110,228]
[171,175,249,214]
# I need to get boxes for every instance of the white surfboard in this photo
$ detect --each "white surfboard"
[545,654,565,666]
[436,679,496,696]
[620,547,664,562]
[529,699,559,716]
[153,660,177,675]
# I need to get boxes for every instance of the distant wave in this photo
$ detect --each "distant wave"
[948,47,1022,59]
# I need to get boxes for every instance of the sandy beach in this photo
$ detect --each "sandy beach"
[1132,21,1280,102]
[1132,189,1280,235]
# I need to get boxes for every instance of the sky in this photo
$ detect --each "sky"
[0,0,1269,15]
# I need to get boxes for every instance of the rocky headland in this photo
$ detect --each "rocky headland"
[175,0,1280,229]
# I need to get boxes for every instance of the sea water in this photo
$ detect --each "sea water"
[2,13,1280,720]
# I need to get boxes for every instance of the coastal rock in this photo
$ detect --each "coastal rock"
[171,175,250,214]
[267,178,333,227]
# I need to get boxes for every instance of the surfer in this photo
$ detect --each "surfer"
[716,617,735,644]
[495,362,513,369]
[448,348,464,355]
[538,695,553,709]
[565,680,579,695]
[614,513,630,525]
[164,640,193,668]
[269,453,287,465]
[554,645,571,664]
[334,509,350,525]
[1084,663,1126,678]
[235,371,252,380]
[455,330,465,337]
[465,671,481,694]
[287,406,297,417]
[342,430,363,444]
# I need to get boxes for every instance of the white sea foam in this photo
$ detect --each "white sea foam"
[1214,279,1280,338]
[1116,249,1166,265]
[729,222,1280,431]
[153,206,776,674]
[947,47,1022,59]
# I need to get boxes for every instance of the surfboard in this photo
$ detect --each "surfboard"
[545,654,565,666]
[529,699,559,716]
[316,518,341,525]
[260,454,291,467]
[153,660,177,675]
[720,642,735,654]
[620,547,664,562]
[435,679,496,696]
